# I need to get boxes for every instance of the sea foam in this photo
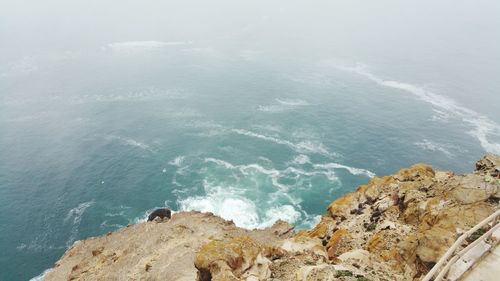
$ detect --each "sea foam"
[106,41,192,54]
[174,156,372,230]
[231,129,336,158]
[340,63,500,155]
[64,200,95,247]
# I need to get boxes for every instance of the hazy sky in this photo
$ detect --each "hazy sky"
[1,0,499,57]
[1,0,500,117]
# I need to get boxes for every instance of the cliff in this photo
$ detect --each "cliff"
[44,155,500,281]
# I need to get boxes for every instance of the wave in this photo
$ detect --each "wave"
[258,98,311,112]
[231,129,336,158]
[29,268,52,281]
[177,180,314,229]
[64,200,94,247]
[313,163,375,178]
[105,40,193,54]
[276,98,311,106]
[173,157,333,229]
[413,139,465,157]
[174,156,373,229]
[169,156,185,167]
[340,63,500,155]
[289,154,311,165]
[67,88,184,104]
[105,135,155,153]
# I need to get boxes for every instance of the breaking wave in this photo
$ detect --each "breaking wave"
[258,98,311,112]
[174,156,372,229]
[231,129,337,158]
[105,135,155,153]
[29,268,52,281]
[64,200,94,247]
[340,63,500,155]
[414,139,465,157]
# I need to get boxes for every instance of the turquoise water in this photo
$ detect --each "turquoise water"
[1,1,500,280]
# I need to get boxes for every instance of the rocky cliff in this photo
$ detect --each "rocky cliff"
[44,155,500,281]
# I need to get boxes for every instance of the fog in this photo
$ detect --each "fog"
[1,0,499,58]
[2,0,500,117]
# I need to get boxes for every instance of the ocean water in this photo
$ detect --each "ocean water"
[1,1,500,280]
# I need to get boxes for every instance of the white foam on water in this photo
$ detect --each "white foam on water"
[178,180,310,229]
[99,220,124,230]
[258,98,311,112]
[0,56,38,78]
[64,200,95,247]
[105,135,155,153]
[169,156,186,167]
[258,104,288,112]
[340,63,500,155]
[179,185,261,229]
[106,40,192,54]
[176,157,335,229]
[29,268,52,281]
[231,129,336,158]
[67,88,184,104]
[414,139,461,157]
[290,155,312,165]
[313,162,375,178]
[276,98,311,106]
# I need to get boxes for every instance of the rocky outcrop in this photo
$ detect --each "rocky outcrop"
[44,155,500,281]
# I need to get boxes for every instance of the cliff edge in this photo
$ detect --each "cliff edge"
[44,155,500,281]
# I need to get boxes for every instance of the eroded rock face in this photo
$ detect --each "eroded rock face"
[43,212,292,281]
[44,155,499,281]
[305,157,499,280]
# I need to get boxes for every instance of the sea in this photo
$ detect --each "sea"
[1,1,499,280]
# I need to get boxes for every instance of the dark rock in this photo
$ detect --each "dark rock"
[147,208,172,222]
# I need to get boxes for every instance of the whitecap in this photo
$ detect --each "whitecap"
[29,268,52,281]
[64,200,95,247]
[100,220,124,230]
[179,191,261,228]
[0,56,38,78]
[175,156,351,229]
[105,135,155,153]
[313,162,375,178]
[414,139,462,157]
[105,40,192,54]
[169,156,185,167]
[257,98,311,112]
[177,179,308,229]
[231,129,336,158]
[275,98,311,106]
[290,155,311,165]
[339,63,500,155]
[257,104,288,112]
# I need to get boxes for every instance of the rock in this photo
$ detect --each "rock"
[281,237,327,259]
[327,192,359,218]
[294,264,336,281]
[194,236,261,280]
[475,154,500,173]
[450,175,497,204]
[415,226,455,263]
[393,164,435,182]
[326,229,348,259]
[147,208,172,222]
[379,220,396,230]
[374,196,393,212]
[243,254,272,281]
[364,184,381,202]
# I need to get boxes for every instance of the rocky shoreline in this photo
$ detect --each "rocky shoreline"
[44,155,500,281]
